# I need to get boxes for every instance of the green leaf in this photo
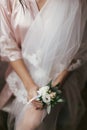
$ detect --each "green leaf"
[47,80,52,88]
[55,83,61,88]
[58,99,64,102]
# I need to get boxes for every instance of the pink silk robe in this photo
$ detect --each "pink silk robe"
[0,0,40,109]
[0,0,87,129]
[0,0,87,109]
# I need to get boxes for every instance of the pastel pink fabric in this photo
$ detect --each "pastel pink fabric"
[0,0,39,109]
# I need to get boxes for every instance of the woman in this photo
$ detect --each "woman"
[0,0,87,130]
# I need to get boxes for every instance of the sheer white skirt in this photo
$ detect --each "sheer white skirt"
[2,61,87,130]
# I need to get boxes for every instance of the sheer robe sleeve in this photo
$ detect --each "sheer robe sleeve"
[0,1,22,62]
[68,0,87,71]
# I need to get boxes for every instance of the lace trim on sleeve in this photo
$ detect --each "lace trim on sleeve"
[68,59,82,71]
[6,71,28,104]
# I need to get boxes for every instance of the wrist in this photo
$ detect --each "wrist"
[23,78,36,91]
[52,70,69,87]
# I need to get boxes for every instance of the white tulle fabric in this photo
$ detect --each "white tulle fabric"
[6,0,87,130]
[7,0,82,103]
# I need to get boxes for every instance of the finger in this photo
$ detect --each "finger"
[34,100,42,105]
[36,106,43,110]
[33,104,43,110]
[32,101,43,109]
[32,101,43,107]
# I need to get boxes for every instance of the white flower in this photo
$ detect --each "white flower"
[42,94,51,104]
[37,86,49,96]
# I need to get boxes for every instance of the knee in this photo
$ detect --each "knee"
[15,118,40,130]
[27,119,41,130]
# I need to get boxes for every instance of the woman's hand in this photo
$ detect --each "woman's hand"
[52,70,69,87]
[28,84,43,110]
[10,59,43,110]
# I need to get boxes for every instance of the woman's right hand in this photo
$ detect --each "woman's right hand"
[28,85,43,110]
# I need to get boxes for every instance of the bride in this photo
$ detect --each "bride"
[0,0,87,130]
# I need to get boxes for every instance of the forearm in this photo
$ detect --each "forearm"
[10,59,36,91]
[52,70,69,87]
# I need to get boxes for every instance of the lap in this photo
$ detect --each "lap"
[15,104,47,130]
